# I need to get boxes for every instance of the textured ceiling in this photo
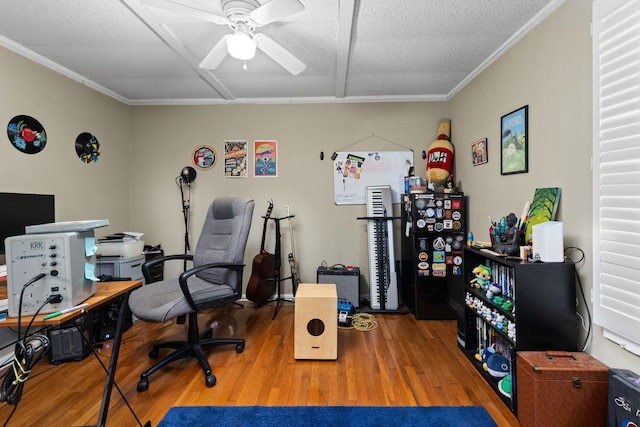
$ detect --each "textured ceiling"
[0,0,562,105]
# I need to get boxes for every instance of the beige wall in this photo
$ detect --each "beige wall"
[128,102,448,292]
[0,48,132,240]
[2,0,638,370]
[450,0,638,370]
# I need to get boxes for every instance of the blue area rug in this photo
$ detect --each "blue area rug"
[158,405,498,427]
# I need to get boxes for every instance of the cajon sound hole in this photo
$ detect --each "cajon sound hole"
[307,318,325,336]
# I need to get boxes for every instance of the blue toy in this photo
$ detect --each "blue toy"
[475,344,495,363]
[485,352,510,378]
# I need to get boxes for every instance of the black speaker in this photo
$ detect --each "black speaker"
[48,313,94,364]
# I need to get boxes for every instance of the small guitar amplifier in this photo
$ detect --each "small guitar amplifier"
[317,265,360,308]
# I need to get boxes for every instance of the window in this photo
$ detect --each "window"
[592,0,640,355]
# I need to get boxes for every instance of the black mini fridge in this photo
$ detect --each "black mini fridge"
[400,192,466,338]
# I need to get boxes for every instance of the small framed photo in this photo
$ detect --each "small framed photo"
[501,105,528,175]
[471,138,488,166]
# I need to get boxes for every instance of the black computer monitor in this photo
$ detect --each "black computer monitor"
[0,192,55,255]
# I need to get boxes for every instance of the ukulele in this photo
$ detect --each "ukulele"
[286,204,301,294]
[246,201,276,304]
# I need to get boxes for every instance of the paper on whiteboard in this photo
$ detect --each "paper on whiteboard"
[333,150,413,205]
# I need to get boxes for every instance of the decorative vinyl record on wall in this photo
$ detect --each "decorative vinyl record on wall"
[192,145,217,170]
[75,132,101,164]
[7,115,47,154]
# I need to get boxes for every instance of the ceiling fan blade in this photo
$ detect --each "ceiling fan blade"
[249,0,305,26]
[141,0,229,25]
[254,33,306,75]
[199,35,232,69]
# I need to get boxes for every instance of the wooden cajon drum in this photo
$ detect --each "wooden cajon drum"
[294,283,337,360]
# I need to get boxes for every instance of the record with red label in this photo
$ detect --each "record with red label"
[75,132,101,163]
[7,115,47,154]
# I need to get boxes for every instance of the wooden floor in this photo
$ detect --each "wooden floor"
[0,301,520,427]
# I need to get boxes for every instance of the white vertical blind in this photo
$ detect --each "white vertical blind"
[593,0,640,354]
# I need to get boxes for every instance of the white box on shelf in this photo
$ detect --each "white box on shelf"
[532,221,564,262]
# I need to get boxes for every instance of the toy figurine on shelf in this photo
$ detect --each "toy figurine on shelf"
[486,283,502,300]
[485,352,511,378]
[493,212,519,255]
[470,265,491,290]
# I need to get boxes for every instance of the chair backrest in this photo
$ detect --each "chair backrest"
[192,196,254,290]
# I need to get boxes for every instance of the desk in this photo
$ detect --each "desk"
[2,280,143,427]
[2,280,139,327]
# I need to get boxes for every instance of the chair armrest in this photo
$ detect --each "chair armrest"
[142,254,193,283]
[178,262,245,310]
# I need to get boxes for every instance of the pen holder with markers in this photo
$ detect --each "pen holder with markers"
[489,225,498,246]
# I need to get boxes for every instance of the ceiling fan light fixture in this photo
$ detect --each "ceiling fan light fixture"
[227,32,256,60]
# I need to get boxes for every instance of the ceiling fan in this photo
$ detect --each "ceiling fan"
[142,0,306,75]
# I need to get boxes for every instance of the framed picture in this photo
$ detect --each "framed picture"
[501,105,528,175]
[192,145,216,170]
[254,140,277,177]
[224,140,248,177]
[471,138,488,166]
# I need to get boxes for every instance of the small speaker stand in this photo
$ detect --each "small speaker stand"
[266,215,295,320]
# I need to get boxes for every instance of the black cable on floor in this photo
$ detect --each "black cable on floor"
[0,273,52,426]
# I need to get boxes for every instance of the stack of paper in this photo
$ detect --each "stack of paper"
[98,232,144,244]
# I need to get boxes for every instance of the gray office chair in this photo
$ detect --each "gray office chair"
[129,196,254,392]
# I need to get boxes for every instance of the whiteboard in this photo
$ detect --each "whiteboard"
[333,150,413,205]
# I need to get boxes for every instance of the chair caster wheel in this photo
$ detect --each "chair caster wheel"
[148,348,159,358]
[137,378,149,392]
[236,343,245,353]
[205,374,216,387]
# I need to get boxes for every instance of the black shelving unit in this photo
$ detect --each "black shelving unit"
[461,247,577,414]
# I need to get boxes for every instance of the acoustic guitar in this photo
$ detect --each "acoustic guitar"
[246,201,276,305]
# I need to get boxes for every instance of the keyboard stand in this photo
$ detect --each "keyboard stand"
[356,215,409,314]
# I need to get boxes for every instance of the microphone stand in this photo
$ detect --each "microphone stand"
[176,176,192,271]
